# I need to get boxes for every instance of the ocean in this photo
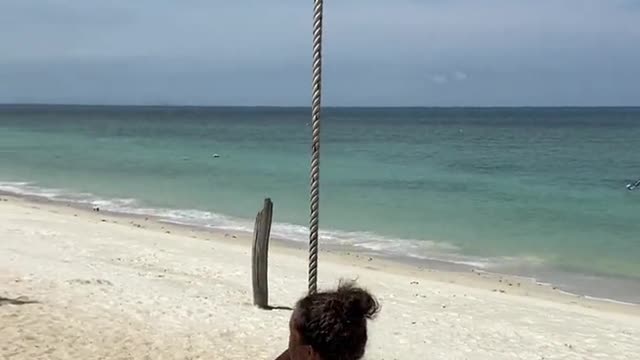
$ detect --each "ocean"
[1,105,639,302]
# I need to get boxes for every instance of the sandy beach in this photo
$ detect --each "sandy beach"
[1,195,639,360]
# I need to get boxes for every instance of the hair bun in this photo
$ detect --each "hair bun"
[337,281,380,321]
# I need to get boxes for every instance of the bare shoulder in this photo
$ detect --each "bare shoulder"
[274,349,289,360]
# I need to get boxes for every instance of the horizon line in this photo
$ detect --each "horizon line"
[1,103,640,109]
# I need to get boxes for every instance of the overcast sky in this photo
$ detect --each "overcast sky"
[1,0,639,106]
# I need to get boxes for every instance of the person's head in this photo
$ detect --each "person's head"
[287,282,380,360]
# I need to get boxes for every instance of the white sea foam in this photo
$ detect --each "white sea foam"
[583,295,638,306]
[0,180,494,270]
[0,181,63,198]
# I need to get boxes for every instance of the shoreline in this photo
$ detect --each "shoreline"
[2,192,640,359]
[2,180,639,305]
[1,191,638,313]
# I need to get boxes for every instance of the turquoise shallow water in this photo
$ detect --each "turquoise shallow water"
[1,105,639,291]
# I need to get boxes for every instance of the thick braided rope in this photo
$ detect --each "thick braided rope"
[309,0,323,295]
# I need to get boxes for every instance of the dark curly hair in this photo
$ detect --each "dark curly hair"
[290,282,380,360]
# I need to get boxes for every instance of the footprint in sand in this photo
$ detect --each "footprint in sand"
[67,279,114,286]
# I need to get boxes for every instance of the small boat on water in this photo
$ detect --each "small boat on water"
[627,179,640,191]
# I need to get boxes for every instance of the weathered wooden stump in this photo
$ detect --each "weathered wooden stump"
[252,198,273,309]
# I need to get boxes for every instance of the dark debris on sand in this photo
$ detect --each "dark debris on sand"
[0,296,39,306]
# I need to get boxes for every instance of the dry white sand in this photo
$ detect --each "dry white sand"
[1,196,639,359]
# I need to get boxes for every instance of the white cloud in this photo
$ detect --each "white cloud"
[453,71,468,81]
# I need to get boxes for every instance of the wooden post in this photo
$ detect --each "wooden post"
[252,198,273,308]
